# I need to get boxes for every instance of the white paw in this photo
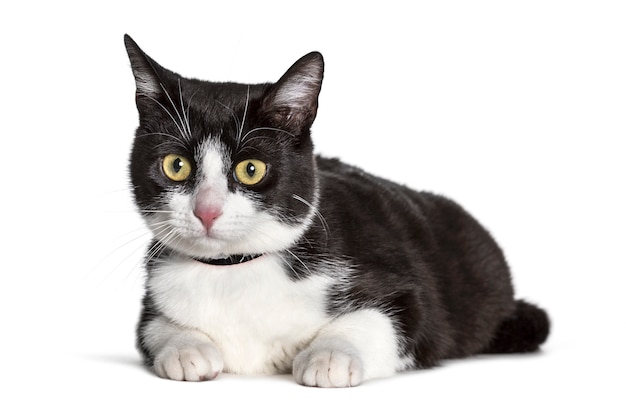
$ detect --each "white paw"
[154,342,224,382]
[293,341,364,387]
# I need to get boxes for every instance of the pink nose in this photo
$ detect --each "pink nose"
[193,206,223,231]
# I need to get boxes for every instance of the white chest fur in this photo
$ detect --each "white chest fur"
[148,254,332,374]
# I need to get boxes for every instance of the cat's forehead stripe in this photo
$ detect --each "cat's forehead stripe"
[197,139,230,181]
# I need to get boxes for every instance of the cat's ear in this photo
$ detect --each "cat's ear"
[124,34,166,99]
[261,52,324,130]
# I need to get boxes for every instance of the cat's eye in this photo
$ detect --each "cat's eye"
[234,159,267,186]
[162,154,192,182]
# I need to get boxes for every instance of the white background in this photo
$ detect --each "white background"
[1,1,624,406]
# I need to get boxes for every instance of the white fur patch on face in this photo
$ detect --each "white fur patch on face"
[142,140,314,259]
[196,140,229,190]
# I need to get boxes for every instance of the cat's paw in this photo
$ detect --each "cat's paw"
[154,342,224,382]
[293,340,364,387]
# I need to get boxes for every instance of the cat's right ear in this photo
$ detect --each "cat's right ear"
[261,52,325,131]
[124,34,164,99]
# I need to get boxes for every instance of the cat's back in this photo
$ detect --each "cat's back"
[315,155,500,246]
[316,155,443,233]
[314,155,441,266]
[315,155,510,285]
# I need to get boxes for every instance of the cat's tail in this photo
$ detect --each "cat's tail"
[483,300,550,354]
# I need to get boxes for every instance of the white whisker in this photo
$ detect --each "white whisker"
[91,220,176,290]
[239,127,297,148]
[274,251,301,280]
[143,91,189,142]
[137,132,179,139]
[161,82,192,142]
[178,79,193,138]
[137,132,188,149]
[237,85,251,147]
[145,227,179,265]
[285,248,312,276]
[139,209,177,214]
[216,100,241,135]
[292,194,329,244]
[92,228,151,287]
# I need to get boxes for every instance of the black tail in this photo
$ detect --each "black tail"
[483,300,550,354]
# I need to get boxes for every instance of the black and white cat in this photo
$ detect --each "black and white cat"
[124,35,550,387]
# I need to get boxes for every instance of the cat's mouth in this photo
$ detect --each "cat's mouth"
[191,253,264,266]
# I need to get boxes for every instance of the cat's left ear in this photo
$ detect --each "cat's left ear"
[261,52,324,131]
[124,34,166,99]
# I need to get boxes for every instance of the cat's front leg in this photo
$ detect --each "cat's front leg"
[140,316,224,381]
[293,337,364,387]
[293,309,402,387]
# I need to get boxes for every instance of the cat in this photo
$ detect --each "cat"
[124,34,550,387]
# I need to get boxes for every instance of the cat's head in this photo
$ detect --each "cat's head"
[124,35,324,262]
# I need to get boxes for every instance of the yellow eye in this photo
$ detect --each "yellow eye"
[162,154,192,182]
[234,159,267,186]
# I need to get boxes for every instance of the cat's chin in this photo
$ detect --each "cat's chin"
[154,225,305,262]
[168,240,282,262]
[149,211,314,261]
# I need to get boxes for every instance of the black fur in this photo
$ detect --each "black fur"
[125,34,550,375]
[295,159,549,366]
